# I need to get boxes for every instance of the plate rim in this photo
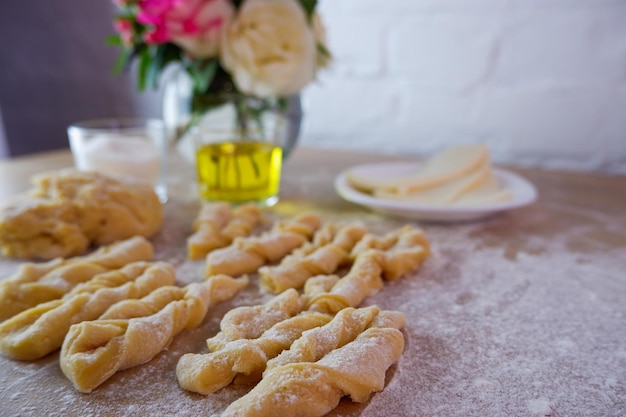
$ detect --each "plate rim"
[334,161,538,217]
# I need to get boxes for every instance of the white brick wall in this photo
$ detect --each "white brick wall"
[301,0,626,173]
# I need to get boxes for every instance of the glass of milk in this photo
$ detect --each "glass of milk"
[67,119,169,202]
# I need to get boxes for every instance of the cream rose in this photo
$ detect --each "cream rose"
[221,0,317,97]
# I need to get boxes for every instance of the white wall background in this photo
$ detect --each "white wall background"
[301,0,626,173]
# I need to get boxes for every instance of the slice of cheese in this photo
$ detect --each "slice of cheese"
[347,144,489,195]
[349,143,513,207]
[453,170,513,206]
[393,144,489,195]
[373,162,492,205]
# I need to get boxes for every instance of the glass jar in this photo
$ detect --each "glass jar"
[67,118,169,203]
[161,68,302,206]
[161,67,302,161]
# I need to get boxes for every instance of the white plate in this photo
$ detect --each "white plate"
[334,162,538,222]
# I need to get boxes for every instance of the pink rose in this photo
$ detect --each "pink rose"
[138,0,234,58]
[114,18,135,46]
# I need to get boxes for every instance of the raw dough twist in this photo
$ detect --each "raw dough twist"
[307,250,385,315]
[292,223,337,255]
[219,204,265,243]
[302,274,340,300]
[0,261,175,360]
[187,202,231,260]
[259,222,367,294]
[352,225,430,280]
[206,288,304,352]
[307,226,429,315]
[0,236,153,321]
[176,312,330,394]
[221,327,405,417]
[60,274,248,393]
[204,213,321,277]
[187,203,263,260]
[264,306,380,372]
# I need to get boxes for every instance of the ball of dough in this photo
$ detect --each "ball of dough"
[0,170,163,260]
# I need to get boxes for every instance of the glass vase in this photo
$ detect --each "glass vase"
[161,68,302,206]
[161,67,302,160]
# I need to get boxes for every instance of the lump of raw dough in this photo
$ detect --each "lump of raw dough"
[0,169,163,260]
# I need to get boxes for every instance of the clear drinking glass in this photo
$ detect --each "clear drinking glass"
[67,118,168,202]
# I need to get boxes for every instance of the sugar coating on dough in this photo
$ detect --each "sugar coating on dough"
[219,204,266,242]
[259,222,367,294]
[306,227,429,314]
[0,261,175,360]
[264,306,382,373]
[352,225,430,280]
[192,202,232,231]
[302,274,340,299]
[0,169,163,260]
[291,223,339,257]
[221,327,405,417]
[204,213,321,277]
[307,250,385,315]
[352,225,430,258]
[183,222,429,412]
[206,288,305,352]
[0,236,154,321]
[60,274,248,393]
[177,305,406,397]
[176,312,330,395]
[187,203,232,260]
[187,203,264,260]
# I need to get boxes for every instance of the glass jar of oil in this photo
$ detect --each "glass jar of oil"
[190,96,289,206]
[195,140,283,205]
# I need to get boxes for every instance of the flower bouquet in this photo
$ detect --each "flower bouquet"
[109,0,330,204]
[110,0,330,137]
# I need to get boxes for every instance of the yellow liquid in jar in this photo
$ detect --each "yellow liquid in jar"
[195,141,282,204]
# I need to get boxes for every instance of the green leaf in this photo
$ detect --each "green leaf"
[145,46,161,90]
[317,42,332,60]
[106,35,123,46]
[137,46,151,91]
[276,97,289,112]
[151,45,167,75]
[299,0,317,22]
[189,60,219,94]
[112,49,130,75]
[161,44,183,67]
